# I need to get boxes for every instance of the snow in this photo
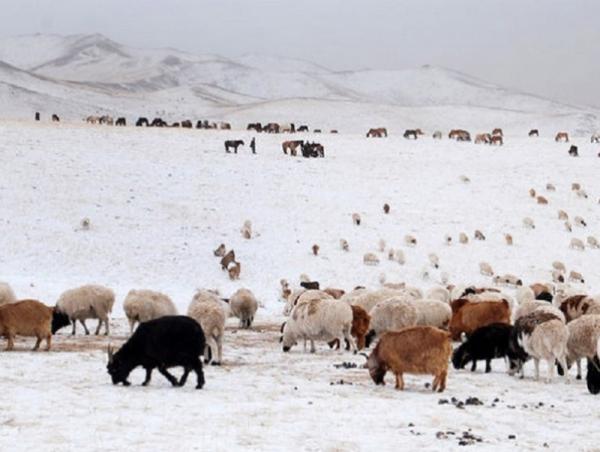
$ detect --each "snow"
[1,120,600,449]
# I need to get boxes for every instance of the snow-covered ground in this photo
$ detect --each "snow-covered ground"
[1,120,600,450]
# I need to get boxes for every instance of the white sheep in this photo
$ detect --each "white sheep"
[240,220,252,239]
[552,269,566,283]
[123,289,178,334]
[565,315,600,379]
[340,239,349,251]
[0,282,16,306]
[574,216,587,228]
[187,290,226,365]
[552,261,566,273]
[459,232,469,244]
[283,288,308,316]
[514,300,565,323]
[570,238,585,250]
[479,262,494,277]
[575,189,588,199]
[523,217,535,229]
[444,235,452,246]
[368,297,418,342]
[587,236,600,249]
[428,253,440,269]
[558,210,569,221]
[516,286,535,304]
[363,252,380,266]
[281,296,355,353]
[56,284,115,335]
[346,288,405,314]
[565,221,573,232]
[387,248,395,260]
[404,234,417,247]
[425,286,450,304]
[229,288,258,328]
[568,271,585,284]
[409,298,452,329]
[394,249,406,265]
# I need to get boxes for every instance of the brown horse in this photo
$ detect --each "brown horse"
[282,140,304,156]
[528,129,539,137]
[449,129,471,141]
[247,123,262,132]
[367,128,388,138]
[225,140,244,153]
[555,132,569,142]
[490,135,503,146]
[475,133,492,144]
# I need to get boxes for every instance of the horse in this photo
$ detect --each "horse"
[86,116,100,124]
[280,123,296,133]
[247,123,262,132]
[403,130,418,139]
[528,129,539,137]
[449,129,471,141]
[301,142,324,158]
[330,130,338,134]
[282,140,304,156]
[263,123,280,133]
[136,117,149,127]
[432,131,442,139]
[555,132,569,142]
[181,120,193,129]
[568,145,579,157]
[367,128,387,138]
[490,135,503,146]
[115,117,126,126]
[225,140,244,153]
[52,114,60,122]
[492,128,503,136]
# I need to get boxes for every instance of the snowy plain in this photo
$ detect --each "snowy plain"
[1,120,600,450]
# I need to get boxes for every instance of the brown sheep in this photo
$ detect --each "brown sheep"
[449,299,511,340]
[213,243,226,257]
[537,196,548,205]
[560,295,600,322]
[365,326,452,392]
[329,305,371,350]
[529,188,536,198]
[0,300,68,351]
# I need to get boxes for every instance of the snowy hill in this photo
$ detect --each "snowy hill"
[0,33,597,130]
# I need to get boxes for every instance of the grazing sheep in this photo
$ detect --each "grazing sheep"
[514,300,565,323]
[123,289,178,334]
[452,323,513,373]
[568,271,585,284]
[565,221,573,232]
[529,188,536,198]
[363,253,380,266]
[56,284,115,335]
[387,248,395,260]
[428,253,440,269]
[187,290,226,365]
[410,299,452,329]
[537,196,548,205]
[576,189,588,199]
[474,230,486,241]
[504,234,513,246]
[227,261,241,280]
[366,297,419,347]
[561,315,600,379]
[574,216,587,227]
[559,295,600,322]
[558,210,569,221]
[449,299,511,340]
[546,183,556,191]
[340,239,349,251]
[523,217,535,229]
[229,288,258,328]
[213,243,226,257]
[588,236,600,248]
[240,220,252,239]
[0,282,16,306]
[479,262,494,277]
[383,203,390,214]
[378,239,386,252]
[283,289,308,316]
[394,249,406,265]
[281,296,355,353]
[553,261,566,273]
[352,213,361,226]
[404,234,417,247]
[507,310,568,382]
[346,289,405,314]
[0,300,69,351]
[459,232,469,244]
[312,244,320,256]
[366,326,452,392]
[572,183,581,191]
[570,238,585,250]
[220,250,236,270]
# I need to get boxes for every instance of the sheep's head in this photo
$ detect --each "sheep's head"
[280,324,297,352]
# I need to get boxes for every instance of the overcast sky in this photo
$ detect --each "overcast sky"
[2,0,599,107]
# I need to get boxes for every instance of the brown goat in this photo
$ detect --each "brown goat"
[220,250,235,270]
[213,243,226,257]
[366,326,452,392]
[449,299,511,340]
[0,300,56,351]
[329,305,370,350]
[560,295,597,322]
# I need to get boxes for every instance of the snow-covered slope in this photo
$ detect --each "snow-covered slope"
[0,33,597,130]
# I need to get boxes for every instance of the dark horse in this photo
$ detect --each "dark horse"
[403,129,418,139]
[301,142,324,158]
[225,140,244,153]
[136,117,149,127]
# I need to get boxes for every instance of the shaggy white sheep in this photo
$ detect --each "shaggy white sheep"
[565,315,600,379]
[552,261,566,273]
[123,289,178,334]
[346,288,404,314]
[568,271,585,284]
[459,232,469,244]
[56,284,115,335]
[229,288,258,328]
[516,286,535,304]
[0,282,16,306]
[409,298,452,329]
[404,234,417,247]
[587,236,600,249]
[428,253,440,269]
[425,286,450,304]
[394,249,406,265]
[574,216,587,228]
[340,239,350,251]
[570,238,585,250]
[513,300,565,323]
[352,213,361,226]
[187,290,227,365]
[240,220,252,239]
[558,210,568,221]
[281,296,355,353]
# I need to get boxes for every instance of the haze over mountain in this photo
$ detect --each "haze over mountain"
[0,33,597,132]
